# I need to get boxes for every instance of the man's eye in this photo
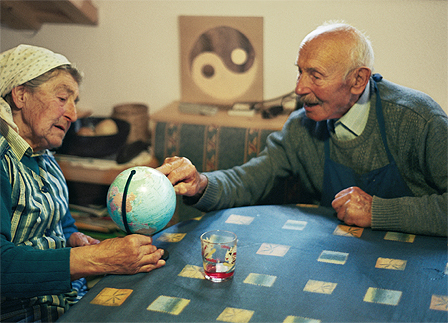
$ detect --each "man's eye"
[59,97,67,102]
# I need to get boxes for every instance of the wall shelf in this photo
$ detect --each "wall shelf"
[0,0,98,30]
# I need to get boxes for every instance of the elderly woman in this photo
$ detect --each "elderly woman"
[0,45,166,322]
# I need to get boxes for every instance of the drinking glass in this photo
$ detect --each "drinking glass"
[200,230,237,282]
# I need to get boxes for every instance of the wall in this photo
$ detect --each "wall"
[1,0,447,116]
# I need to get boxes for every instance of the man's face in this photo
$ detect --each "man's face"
[19,71,79,151]
[295,36,356,122]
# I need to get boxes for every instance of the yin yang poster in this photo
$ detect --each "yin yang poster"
[179,16,263,106]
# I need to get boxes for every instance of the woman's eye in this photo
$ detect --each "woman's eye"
[59,97,67,102]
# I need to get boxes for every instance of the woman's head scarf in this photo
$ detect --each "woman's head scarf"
[0,44,72,132]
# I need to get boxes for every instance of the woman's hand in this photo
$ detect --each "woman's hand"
[70,234,165,280]
[68,232,100,247]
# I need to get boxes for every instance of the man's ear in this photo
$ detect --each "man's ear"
[350,67,371,95]
[11,86,27,110]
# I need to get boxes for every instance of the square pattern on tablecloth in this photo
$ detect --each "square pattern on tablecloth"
[178,264,205,279]
[333,225,364,237]
[303,280,338,295]
[147,296,190,315]
[256,243,291,257]
[375,257,407,271]
[156,233,187,243]
[363,287,402,306]
[430,295,448,311]
[216,307,254,323]
[283,316,321,323]
[226,214,255,225]
[243,273,277,287]
[318,250,349,265]
[384,232,415,243]
[282,220,307,230]
[90,288,133,306]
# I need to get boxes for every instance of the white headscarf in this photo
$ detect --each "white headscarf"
[0,44,71,132]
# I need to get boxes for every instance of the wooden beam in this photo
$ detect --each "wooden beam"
[52,0,98,25]
[0,0,98,30]
[0,1,43,30]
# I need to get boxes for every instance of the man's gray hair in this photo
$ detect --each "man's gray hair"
[302,21,375,77]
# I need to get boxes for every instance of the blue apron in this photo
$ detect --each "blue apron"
[320,74,414,207]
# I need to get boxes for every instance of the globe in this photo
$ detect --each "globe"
[106,166,176,235]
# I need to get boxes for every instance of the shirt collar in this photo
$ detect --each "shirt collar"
[335,80,371,137]
[0,120,34,160]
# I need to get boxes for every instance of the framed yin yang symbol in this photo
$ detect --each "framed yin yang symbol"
[179,16,263,106]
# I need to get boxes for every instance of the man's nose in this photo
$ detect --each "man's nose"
[295,73,311,96]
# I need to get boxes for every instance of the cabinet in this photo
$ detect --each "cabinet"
[0,0,98,30]
[151,101,290,172]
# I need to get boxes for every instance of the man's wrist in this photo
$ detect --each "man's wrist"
[183,174,208,205]
[197,174,209,196]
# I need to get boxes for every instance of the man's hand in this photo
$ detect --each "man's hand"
[70,234,165,280]
[331,186,373,227]
[157,156,208,197]
[68,232,100,247]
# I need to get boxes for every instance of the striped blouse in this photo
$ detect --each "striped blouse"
[1,122,79,321]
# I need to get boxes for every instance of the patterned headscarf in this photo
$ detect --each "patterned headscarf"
[0,44,71,132]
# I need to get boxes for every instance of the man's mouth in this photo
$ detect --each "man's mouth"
[302,102,322,112]
[54,124,66,133]
[297,95,322,109]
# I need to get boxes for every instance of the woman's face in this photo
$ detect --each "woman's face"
[16,71,79,151]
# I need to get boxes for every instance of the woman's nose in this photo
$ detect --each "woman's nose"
[64,98,77,122]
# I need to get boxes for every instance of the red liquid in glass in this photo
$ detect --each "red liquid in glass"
[204,264,234,282]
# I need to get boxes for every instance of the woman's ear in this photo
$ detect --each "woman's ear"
[11,86,27,110]
[350,67,371,95]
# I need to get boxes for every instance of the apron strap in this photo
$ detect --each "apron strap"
[324,135,330,159]
[372,76,394,163]
[324,74,393,163]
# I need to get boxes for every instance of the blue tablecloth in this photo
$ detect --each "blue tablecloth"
[58,205,448,322]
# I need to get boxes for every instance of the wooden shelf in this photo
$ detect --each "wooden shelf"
[0,0,98,30]
[151,101,290,130]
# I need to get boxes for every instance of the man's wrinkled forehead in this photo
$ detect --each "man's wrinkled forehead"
[296,32,351,71]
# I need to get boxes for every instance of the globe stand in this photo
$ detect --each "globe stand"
[121,169,169,261]
[121,169,135,235]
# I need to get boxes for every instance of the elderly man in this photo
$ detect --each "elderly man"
[0,45,165,322]
[158,22,447,237]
